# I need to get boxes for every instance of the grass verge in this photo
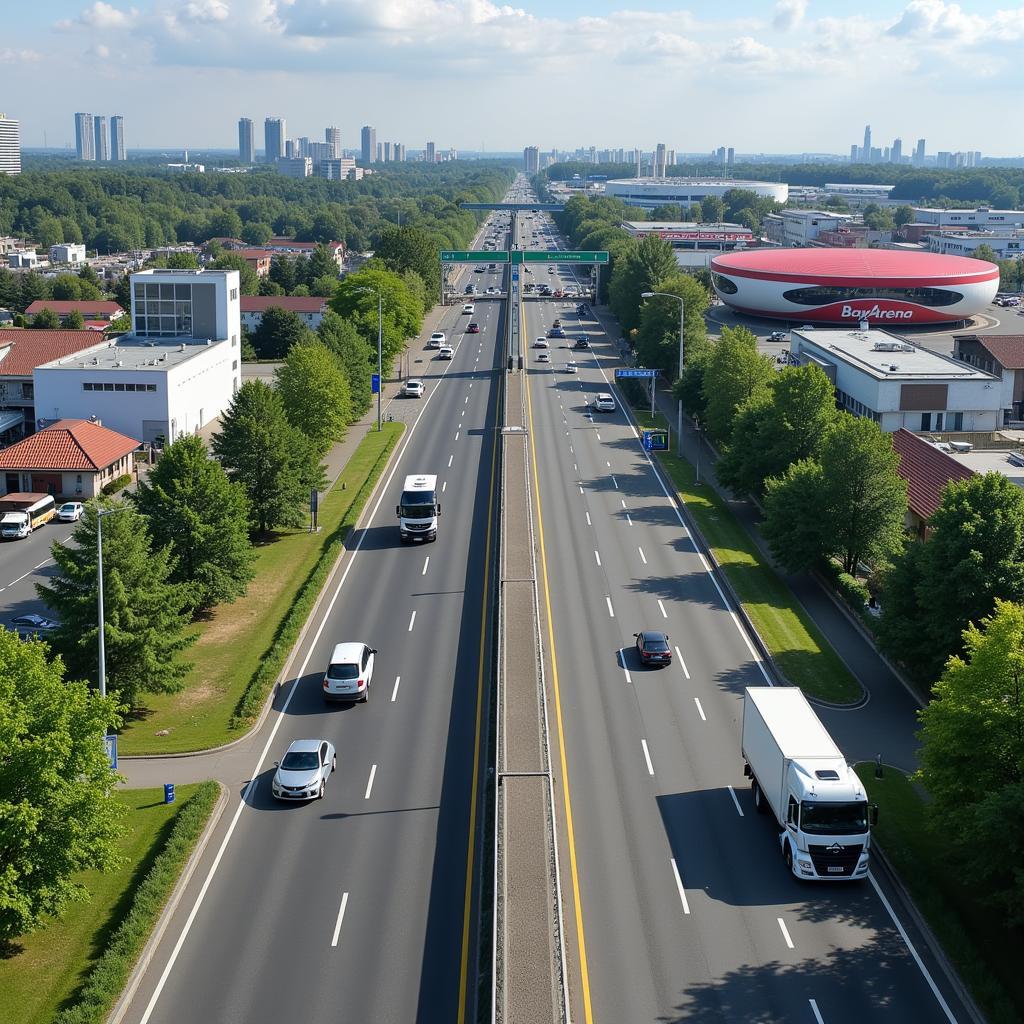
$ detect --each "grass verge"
[855,765,1023,1024]
[629,404,860,703]
[0,783,216,1024]
[118,422,404,754]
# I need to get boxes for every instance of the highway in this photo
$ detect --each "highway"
[516,207,970,1023]
[116,213,509,1024]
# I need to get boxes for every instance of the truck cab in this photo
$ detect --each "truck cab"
[397,474,440,543]
[0,510,30,539]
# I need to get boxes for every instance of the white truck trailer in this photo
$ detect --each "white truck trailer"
[396,474,440,543]
[742,687,876,880]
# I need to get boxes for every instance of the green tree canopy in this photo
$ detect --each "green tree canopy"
[331,266,423,369]
[0,629,125,940]
[275,340,352,455]
[210,252,259,295]
[64,309,85,329]
[373,226,440,306]
[317,310,373,417]
[31,307,61,329]
[607,234,680,332]
[701,326,774,444]
[761,458,829,573]
[633,273,710,378]
[251,305,315,360]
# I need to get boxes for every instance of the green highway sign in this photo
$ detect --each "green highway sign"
[440,250,509,263]
[522,250,609,264]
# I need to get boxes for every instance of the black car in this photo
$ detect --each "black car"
[574,335,590,349]
[10,614,60,640]
[635,630,672,667]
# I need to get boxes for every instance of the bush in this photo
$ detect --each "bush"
[53,781,220,1024]
[101,472,132,496]
[827,564,871,610]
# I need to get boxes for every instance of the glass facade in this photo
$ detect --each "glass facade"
[780,285,964,307]
[133,282,194,336]
[711,273,738,295]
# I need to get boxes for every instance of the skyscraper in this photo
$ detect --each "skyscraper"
[654,142,667,177]
[0,114,21,175]
[425,141,436,163]
[360,125,376,165]
[393,142,405,162]
[914,138,926,166]
[523,146,540,174]
[75,112,95,161]
[110,115,125,161]
[850,143,859,163]
[862,124,872,162]
[94,115,109,161]
[238,118,254,163]
[726,147,735,169]
[891,138,902,163]
[264,117,286,162]
[326,126,341,159]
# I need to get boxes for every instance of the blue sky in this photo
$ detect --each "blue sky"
[2,1,1022,156]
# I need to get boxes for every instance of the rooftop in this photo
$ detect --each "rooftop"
[25,300,124,316]
[239,295,329,313]
[623,221,752,232]
[891,428,975,521]
[955,334,1024,370]
[39,336,226,373]
[948,447,1024,489]
[0,330,107,376]
[793,327,999,382]
[0,418,139,471]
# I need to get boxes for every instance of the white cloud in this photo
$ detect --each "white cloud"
[773,0,807,31]
[183,0,230,22]
[0,48,44,63]
[58,1,138,30]
[721,36,774,63]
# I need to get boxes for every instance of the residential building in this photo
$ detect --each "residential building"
[523,146,540,174]
[25,300,123,325]
[0,419,139,499]
[382,141,393,162]
[375,142,383,162]
[74,112,94,161]
[94,115,109,161]
[426,141,436,163]
[276,157,312,178]
[285,139,297,159]
[862,124,872,161]
[234,249,272,277]
[789,326,1003,433]
[0,114,21,175]
[953,334,1024,422]
[264,117,286,162]
[110,115,125,161]
[394,143,406,162]
[891,138,903,163]
[239,295,329,332]
[326,126,341,159]
[360,125,376,165]
[318,157,358,181]
[654,143,667,178]
[238,117,255,163]
[890,427,974,538]
[914,138,926,166]
[34,268,242,444]
[264,238,344,269]
[8,251,40,269]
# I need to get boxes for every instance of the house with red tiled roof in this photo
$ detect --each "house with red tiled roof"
[953,334,1024,422]
[891,427,976,538]
[0,418,139,499]
[234,249,273,277]
[0,330,109,443]
[265,238,344,269]
[25,300,124,324]
[239,295,330,332]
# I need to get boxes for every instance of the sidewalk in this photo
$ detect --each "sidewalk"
[588,302,924,774]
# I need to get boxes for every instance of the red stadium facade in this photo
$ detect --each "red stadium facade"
[709,249,999,325]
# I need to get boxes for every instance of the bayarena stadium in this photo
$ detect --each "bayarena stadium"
[709,249,1000,325]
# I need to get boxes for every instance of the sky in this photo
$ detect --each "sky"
[2,0,1023,156]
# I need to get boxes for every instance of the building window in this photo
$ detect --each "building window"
[936,412,944,431]
[953,411,964,431]
[230,287,238,300]
[781,285,964,308]
[21,382,32,399]
[232,360,238,370]
[921,412,932,431]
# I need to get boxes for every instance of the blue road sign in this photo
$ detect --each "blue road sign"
[104,734,118,770]
[371,373,381,394]
[512,271,519,281]
[642,430,669,451]
[164,783,175,804]
[615,368,659,379]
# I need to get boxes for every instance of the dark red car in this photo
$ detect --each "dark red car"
[635,630,672,667]
[467,322,481,333]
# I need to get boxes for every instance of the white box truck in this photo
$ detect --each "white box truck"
[396,474,440,543]
[742,687,876,880]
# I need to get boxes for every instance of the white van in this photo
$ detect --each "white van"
[428,331,446,348]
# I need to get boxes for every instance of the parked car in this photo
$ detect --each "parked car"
[403,379,425,398]
[634,630,672,667]
[323,641,376,703]
[9,613,60,640]
[271,738,336,800]
[768,330,788,342]
[57,501,84,522]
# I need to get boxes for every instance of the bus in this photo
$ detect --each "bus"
[0,493,57,539]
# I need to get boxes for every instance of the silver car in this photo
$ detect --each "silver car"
[272,738,336,801]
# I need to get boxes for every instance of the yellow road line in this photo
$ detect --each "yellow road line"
[524,342,596,1023]
[457,344,500,1024]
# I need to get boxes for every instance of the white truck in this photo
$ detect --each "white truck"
[742,687,876,880]
[396,474,440,543]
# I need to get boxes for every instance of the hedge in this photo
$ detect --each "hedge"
[230,424,403,726]
[53,781,221,1024]
[101,473,132,496]
[835,571,870,610]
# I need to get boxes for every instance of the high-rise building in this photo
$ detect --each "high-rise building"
[285,139,297,159]
[276,157,312,178]
[376,142,384,162]
[0,114,21,175]
[891,138,902,163]
[654,142,667,177]
[394,142,405,162]
[425,141,436,163]
[382,141,393,162]
[110,115,125,161]
[850,144,859,163]
[862,124,872,162]
[914,138,926,166]
[715,145,726,164]
[360,125,376,165]
[726,147,735,168]
[94,116,109,161]
[523,146,540,174]
[264,117,286,162]
[326,126,341,159]
[307,142,330,165]
[75,112,95,161]
[238,118,254,163]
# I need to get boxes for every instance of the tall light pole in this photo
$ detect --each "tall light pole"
[96,505,125,699]
[354,285,383,431]
[641,291,685,456]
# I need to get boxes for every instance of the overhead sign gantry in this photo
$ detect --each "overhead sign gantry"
[440,250,608,265]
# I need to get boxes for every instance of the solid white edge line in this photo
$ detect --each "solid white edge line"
[697,552,711,572]
[670,858,691,914]
[391,675,401,702]
[693,696,707,722]
[777,917,795,949]
[606,596,615,618]
[408,610,416,632]
[364,764,377,800]
[675,646,690,679]
[641,739,654,776]
[422,556,429,576]
[809,998,825,1024]
[727,785,744,817]
[330,891,350,947]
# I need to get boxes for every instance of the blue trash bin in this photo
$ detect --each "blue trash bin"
[164,783,175,804]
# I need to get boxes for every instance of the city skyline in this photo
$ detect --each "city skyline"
[2,1,1022,154]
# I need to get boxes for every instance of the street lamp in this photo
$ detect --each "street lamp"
[96,505,126,700]
[641,291,685,456]
[353,286,383,432]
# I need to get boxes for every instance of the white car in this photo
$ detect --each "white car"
[323,641,376,703]
[428,331,446,348]
[593,393,616,412]
[534,337,549,348]
[272,738,336,801]
[57,501,84,522]
[462,303,475,314]
[536,351,550,363]
[404,379,425,398]
[438,345,454,360]
[565,361,578,374]
[486,286,498,295]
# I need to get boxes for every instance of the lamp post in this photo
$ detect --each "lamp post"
[353,286,383,432]
[641,291,685,456]
[96,505,125,699]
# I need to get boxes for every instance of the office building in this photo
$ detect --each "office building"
[319,157,358,181]
[850,144,859,163]
[862,124,872,162]
[110,115,125,161]
[94,116,109,161]
[74,112,95,161]
[891,138,902,163]
[0,114,21,175]
[523,146,540,174]
[326,126,341,159]
[264,117,285,162]
[425,141,436,163]
[360,125,376,165]
[394,143,405,162]
[306,142,330,165]
[382,141,393,162]
[276,157,312,178]
[654,143,667,177]
[726,147,734,168]
[914,138,926,167]
[238,118,254,163]
[285,139,297,159]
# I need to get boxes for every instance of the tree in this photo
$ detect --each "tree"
[317,310,373,417]
[893,204,916,227]
[762,459,829,573]
[131,435,255,612]
[701,326,774,444]
[700,196,726,222]
[0,629,124,941]
[373,226,440,301]
[269,255,298,294]
[64,309,85,330]
[251,306,314,360]
[241,222,272,246]
[302,244,340,289]
[31,307,61,330]
[331,267,423,369]
[633,272,710,378]
[275,340,352,455]
[718,365,838,497]
[971,243,999,265]
[37,502,195,709]
[607,234,679,332]
[212,380,326,534]
[211,253,259,295]
[916,600,1024,923]
[165,252,200,270]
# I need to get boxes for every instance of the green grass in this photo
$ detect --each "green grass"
[631,406,861,703]
[118,423,405,754]
[855,765,1023,1024]
[0,784,208,1024]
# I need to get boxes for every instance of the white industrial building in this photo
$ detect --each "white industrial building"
[49,243,87,264]
[33,269,241,444]
[926,231,1024,260]
[763,210,855,246]
[913,208,1024,229]
[622,221,753,248]
[604,177,787,210]
[790,326,1005,433]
